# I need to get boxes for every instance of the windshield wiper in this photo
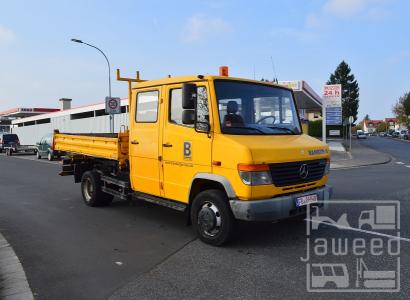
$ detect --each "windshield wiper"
[267,126,296,134]
[226,126,267,134]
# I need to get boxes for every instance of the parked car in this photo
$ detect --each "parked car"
[357,130,367,139]
[0,133,19,153]
[399,130,408,139]
[36,133,63,161]
[392,131,400,138]
[378,132,386,137]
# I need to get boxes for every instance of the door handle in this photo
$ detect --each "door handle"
[163,143,173,148]
[131,140,139,145]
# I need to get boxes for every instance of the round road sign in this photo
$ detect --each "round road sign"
[108,99,118,110]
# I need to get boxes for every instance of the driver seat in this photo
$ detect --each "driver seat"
[223,101,244,126]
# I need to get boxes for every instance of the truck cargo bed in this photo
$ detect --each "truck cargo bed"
[53,131,129,164]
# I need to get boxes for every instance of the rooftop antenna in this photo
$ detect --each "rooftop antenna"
[253,64,256,80]
[270,56,278,83]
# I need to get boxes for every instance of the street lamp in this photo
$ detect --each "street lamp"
[70,38,114,133]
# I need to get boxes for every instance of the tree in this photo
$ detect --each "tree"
[327,61,360,122]
[376,122,387,133]
[364,114,370,121]
[392,92,410,128]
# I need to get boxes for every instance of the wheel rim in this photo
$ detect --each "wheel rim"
[83,178,94,202]
[197,201,221,237]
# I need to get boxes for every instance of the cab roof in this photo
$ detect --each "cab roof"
[132,75,291,91]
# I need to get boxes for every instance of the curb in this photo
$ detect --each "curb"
[330,154,392,170]
[330,139,392,170]
[0,233,34,300]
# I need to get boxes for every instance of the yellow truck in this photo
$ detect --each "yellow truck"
[54,68,332,245]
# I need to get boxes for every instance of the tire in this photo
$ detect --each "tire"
[190,189,235,246]
[47,151,54,161]
[81,171,113,207]
[36,151,42,159]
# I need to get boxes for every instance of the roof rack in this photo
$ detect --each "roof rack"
[116,69,146,109]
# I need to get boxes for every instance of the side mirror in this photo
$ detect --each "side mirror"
[182,110,195,125]
[195,121,210,133]
[182,83,197,109]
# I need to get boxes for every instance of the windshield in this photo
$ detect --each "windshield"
[214,80,301,135]
[3,134,19,143]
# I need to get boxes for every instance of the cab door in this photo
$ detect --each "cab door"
[161,83,212,203]
[129,88,161,196]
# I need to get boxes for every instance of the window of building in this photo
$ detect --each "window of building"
[36,118,51,124]
[70,111,94,120]
[95,109,108,117]
[136,90,159,123]
[24,121,35,126]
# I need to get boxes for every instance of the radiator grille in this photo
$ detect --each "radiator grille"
[269,159,326,187]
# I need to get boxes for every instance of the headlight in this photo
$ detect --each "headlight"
[238,164,272,186]
[324,159,330,175]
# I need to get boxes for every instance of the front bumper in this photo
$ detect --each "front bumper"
[229,185,332,221]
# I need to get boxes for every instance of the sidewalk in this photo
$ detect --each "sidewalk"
[0,233,33,300]
[329,139,391,169]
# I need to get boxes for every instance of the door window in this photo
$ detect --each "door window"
[136,91,159,123]
[169,86,209,127]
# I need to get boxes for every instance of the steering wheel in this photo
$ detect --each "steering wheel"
[256,115,276,124]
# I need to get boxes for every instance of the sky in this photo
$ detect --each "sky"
[0,0,409,121]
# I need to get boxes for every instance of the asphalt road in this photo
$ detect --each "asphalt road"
[0,137,409,299]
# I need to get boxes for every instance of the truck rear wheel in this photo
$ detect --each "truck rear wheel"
[191,189,235,246]
[81,171,113,207]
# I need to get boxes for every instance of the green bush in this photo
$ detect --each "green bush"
[308,120,322,137]
[308,120,343,138]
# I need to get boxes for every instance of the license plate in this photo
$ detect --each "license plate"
[295,194,318,207]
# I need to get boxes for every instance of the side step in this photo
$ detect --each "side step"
[100,175,131,200]
[100,175,130,188]
[102,186,129,200]
[134,193,187,212]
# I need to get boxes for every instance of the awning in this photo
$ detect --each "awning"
[278,80,322,111]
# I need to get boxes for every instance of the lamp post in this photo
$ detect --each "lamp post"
[71,38,114,133]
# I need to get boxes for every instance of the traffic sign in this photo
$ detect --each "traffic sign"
[323,84,342,125]
[326,107,342,125]
[105,97,121,114]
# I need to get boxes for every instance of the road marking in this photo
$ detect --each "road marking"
[306,219,410,243]
[405,165,410,168]
[395,162,404,165]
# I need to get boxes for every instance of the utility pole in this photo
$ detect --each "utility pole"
[71,39,114,133]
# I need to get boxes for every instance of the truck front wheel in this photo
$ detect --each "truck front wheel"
[191,189,235,246]
[81,171,113,207]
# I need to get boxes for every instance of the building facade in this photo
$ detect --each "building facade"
[11,100,129,145]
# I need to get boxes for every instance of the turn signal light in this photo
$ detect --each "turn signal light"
[237,164,269,171]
